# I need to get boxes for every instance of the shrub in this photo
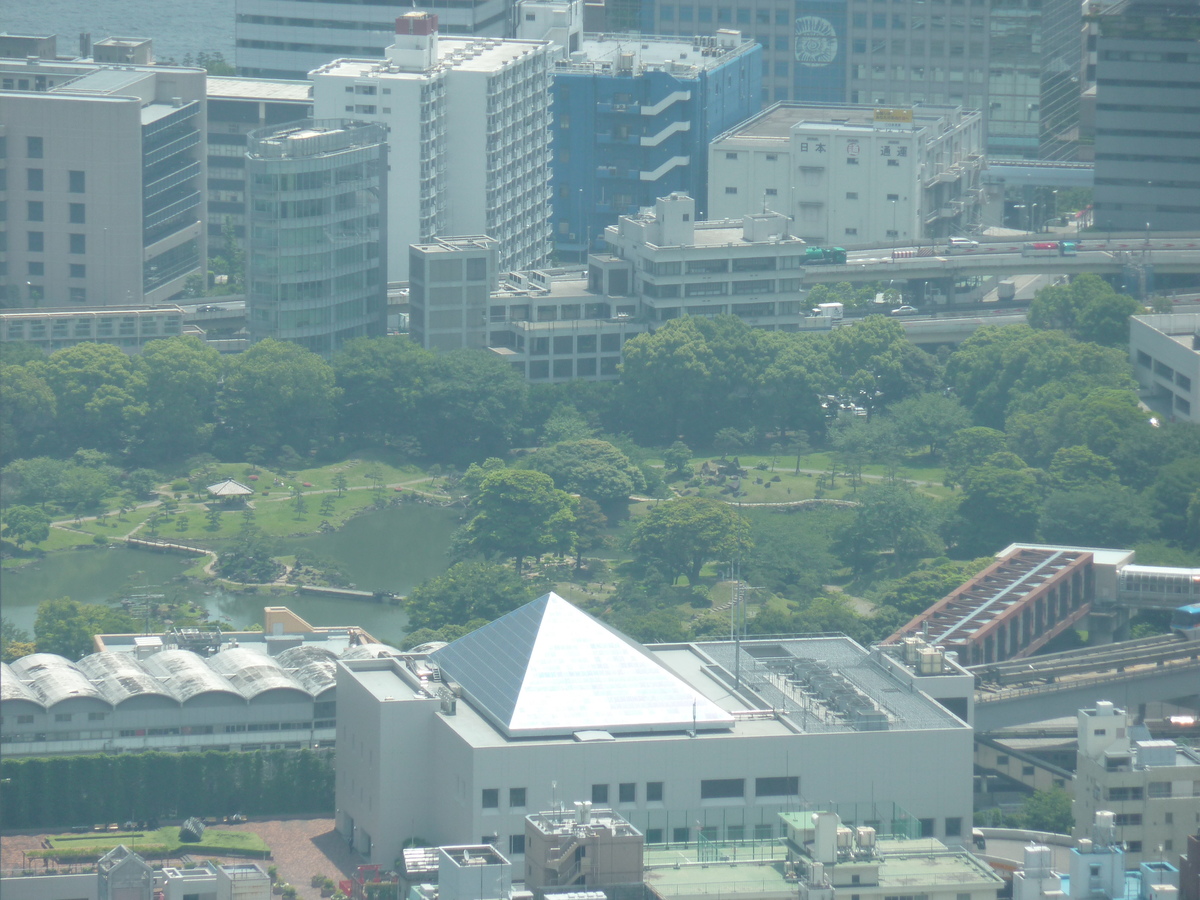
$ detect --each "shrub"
[93,534,109,545]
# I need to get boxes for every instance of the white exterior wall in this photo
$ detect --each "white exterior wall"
[311,36,551,282]
[1129,314,1200,423]
[0,873,101,900]
[707,107,985,246]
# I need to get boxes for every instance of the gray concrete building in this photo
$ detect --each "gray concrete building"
[245,120,388,356]
[1091,0,1200,232]
[0,56,207,307]
[1130,312,1200,423]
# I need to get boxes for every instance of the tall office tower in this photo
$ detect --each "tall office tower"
[245,120,388,356]
[550,30,761,259]
[988,0,1084,160]
[312,13,553,282]
[206,77,313,246]
[636,0,989,112]
[235,0,518,78]
[1092,0,1200,232]
[0,55,207,307]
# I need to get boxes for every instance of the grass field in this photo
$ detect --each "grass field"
[38,826,270,859]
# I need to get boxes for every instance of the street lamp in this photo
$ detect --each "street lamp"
[890,198,898,254]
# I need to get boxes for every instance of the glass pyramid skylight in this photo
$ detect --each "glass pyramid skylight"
[429,593,735,737]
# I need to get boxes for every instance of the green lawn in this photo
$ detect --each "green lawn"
[39,826,270,858]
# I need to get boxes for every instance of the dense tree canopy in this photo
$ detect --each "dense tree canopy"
[33,597,136,661]
[1027,274,1143,346]
[630,497,751,582]
[460,468,576,572]
[404,561,539,631]
[526,439,645,506]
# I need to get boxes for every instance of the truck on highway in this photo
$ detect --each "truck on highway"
[805,246,848,265]
[810,302,844,323]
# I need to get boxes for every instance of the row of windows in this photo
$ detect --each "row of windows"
[7,201,86,223]
[4,714,320,731]
[480,777,802,809]
[11,168,86,192]
[21,231,86,254]
[525,355,620,380]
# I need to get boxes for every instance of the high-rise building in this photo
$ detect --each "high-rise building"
[988,0,1084,161]
[707,102,985,245]
[0,56,207,307]
[1091,0,1200,232]
[206,77,312,246]
[235,0,518,78]
[549,30,761,259]
[634,0,990,114]
[245,120,388,356]
[312,13,553,282]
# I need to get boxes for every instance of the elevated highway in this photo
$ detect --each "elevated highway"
[971,635,1200,730]
[802,235,1200,286]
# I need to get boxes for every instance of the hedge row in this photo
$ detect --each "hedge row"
[0,749,333,829]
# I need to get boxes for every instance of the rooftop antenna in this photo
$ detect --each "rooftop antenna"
[552,780,559,812]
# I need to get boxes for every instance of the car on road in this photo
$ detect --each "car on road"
[947,237,979,251]
[197,305,224,313]
[890,305,919,316]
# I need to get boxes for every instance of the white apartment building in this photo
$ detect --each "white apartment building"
[0,57,207,307]
[312,12,553,282]
[334,592,975,866]
[1074,701,1200,867]
[707,103,985,246]
[410,194,826,380]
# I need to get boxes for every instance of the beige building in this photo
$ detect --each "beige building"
[708,103,985,246]
[0,55,207,306]
[1074,701,1200,866]
[524,806,645,888]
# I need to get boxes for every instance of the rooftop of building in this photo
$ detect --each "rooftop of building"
[0,56,203,91]
[1000,543,1136,568]
[207,75,313,102]
[527,807,645,839]
[1132,312,1200,350]
[0,305,184,318]
[344,593,967,747]
[312,34,547,80]
[717,102,975,143]
[555,30,755,76]
[248,119,386,159]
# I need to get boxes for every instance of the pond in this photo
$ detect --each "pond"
[2,503,462,648]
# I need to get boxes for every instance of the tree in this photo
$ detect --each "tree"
[412,350,527,464]
[1039,485,1155,548]
[404,561,538,631]
[0,364,56,462]
[460,469,576,572]
[886,393,971,457]
[876,559,991,617]
[1028,274,1143,346]
[1150,457,1200,545]
[1006,386,1146,466]
[791,431,812,474]
[216,339,339,456]
[130,336,222,462]
[332,337,435,443]
[944,325,1133,429]
[663,441,693,478]
[39,342,142,454]
[570,497,609,571]
[949,453,1044,556]
[540,404,595,444]
[332,473,348,497]
[834,482,943,572]
[216,525,282,583]
[1020,788,1073,834]
[1047,445,1117,489]
[823,315,941,409]
[629,497,752,583]
[33,597,136,660]
[527,439,645,507]
[1,505,51,547]
[1,618,35,663]
[944,427,1008,490]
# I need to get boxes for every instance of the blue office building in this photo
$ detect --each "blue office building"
[550,31,761,259]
